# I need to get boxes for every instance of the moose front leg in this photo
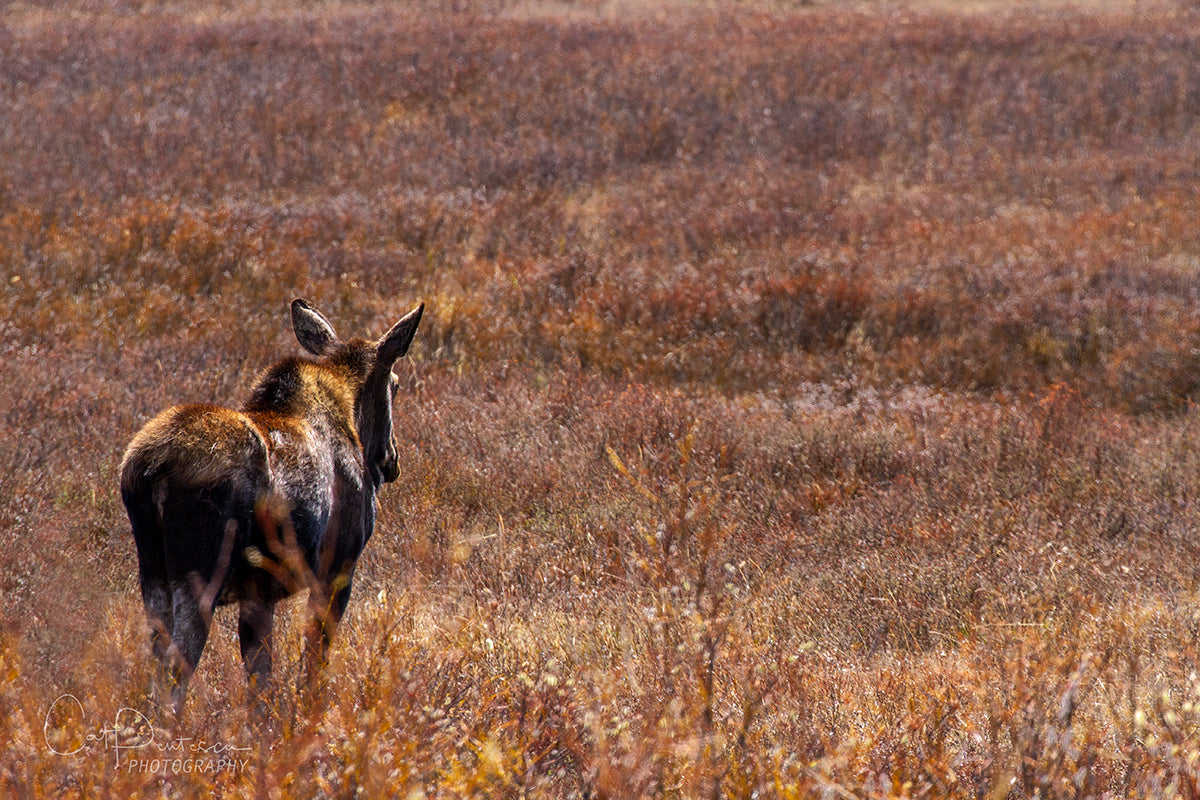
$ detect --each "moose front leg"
[300,573,355,701]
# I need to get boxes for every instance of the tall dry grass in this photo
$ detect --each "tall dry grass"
[6,0,1200,796]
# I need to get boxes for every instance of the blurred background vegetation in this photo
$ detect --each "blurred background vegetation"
[5,0,1200,796]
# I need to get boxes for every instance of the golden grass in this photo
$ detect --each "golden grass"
[7,0,1200,796]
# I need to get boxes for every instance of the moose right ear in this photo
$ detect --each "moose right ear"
[376,303,425,365]
[291,299,339,356]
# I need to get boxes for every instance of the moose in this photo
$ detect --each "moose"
[120,298,423,718]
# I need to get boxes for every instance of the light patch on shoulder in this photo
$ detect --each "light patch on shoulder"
[152,480,168,519]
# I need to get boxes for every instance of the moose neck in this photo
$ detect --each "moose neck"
[355,370,393,492]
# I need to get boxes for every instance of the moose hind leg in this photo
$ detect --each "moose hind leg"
[162,581,214,717]
[239,597,275,721]
[130,503,176,711]
[138,572,183,720]
[139,573,174,666]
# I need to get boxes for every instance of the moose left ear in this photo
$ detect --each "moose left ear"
[377,303,424,365]
[292,299,340,356]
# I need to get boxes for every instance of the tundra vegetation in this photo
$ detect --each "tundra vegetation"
[5,0,1200,796]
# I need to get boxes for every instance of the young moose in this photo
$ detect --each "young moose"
[120,299,423,717]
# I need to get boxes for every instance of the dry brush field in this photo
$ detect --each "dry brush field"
[7,0,1200,796]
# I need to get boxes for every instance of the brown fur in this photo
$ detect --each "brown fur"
[120,299,423,721]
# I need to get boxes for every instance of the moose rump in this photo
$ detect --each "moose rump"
[120,405,326,706]
[119,299,423,718]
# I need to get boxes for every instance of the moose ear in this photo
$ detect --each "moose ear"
[291,299,339,356]
[377,303,424,365]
